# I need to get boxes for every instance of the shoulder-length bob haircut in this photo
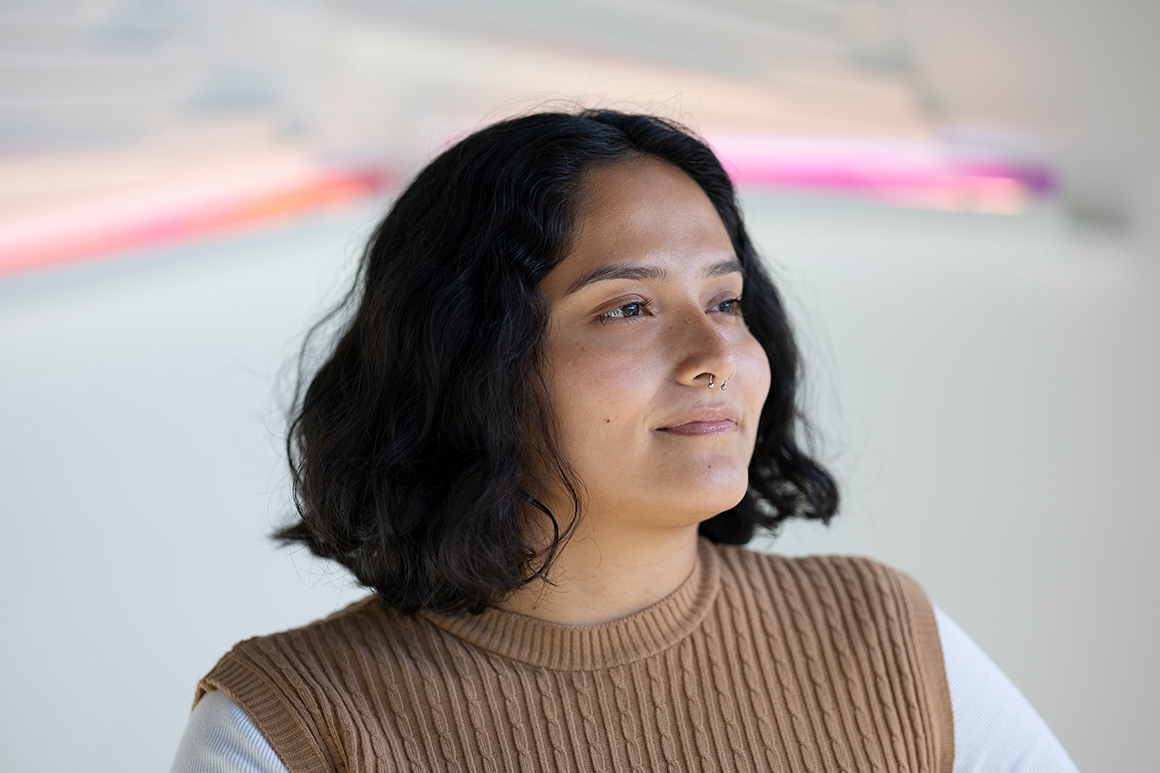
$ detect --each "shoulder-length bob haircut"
[277,109,838,615]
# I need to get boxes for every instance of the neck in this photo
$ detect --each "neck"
[500,520,701,626]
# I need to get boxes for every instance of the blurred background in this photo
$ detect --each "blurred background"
[1,1,1156,771]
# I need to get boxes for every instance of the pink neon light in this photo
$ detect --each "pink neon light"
[0,166,392,276]
[707,135,1054,214]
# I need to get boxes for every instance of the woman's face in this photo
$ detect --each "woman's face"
[538,157,771,531]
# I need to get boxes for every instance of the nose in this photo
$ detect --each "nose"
[672,307,736,389]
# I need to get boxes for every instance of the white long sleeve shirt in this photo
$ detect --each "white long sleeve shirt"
[171,607,1079,773]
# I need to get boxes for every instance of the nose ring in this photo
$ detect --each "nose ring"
[707,374,714,389]
[721,377,729,390]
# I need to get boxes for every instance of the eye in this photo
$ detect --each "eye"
[599,300,650,322]
[714,298,743,316]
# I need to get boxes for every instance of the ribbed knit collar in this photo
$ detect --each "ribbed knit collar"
[420,537,721,671]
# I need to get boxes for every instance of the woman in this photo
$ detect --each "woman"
[173,110,1077,772]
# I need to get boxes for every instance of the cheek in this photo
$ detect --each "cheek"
[740,337,773,429]
[752,342,772,401]
[548,336,659,446]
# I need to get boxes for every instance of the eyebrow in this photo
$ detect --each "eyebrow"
[564,257,743,296]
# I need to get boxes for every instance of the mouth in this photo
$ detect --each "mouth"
[656,407,740,436]
[657,419,738,436]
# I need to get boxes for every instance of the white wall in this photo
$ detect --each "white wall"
[745,193,1158,772]
[1,194,1154,772]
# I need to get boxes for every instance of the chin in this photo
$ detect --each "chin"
[658,473,750,523]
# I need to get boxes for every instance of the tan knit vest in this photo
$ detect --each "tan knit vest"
[197,541,954,773]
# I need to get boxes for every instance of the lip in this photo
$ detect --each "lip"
[658,419,738,436]
[656,407,740,435]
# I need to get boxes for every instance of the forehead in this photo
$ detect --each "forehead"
[542,157,735,297]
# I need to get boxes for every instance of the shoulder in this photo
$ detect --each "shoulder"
[201,595,385,691]
[195,594,431,773]
[711,544,944,658]
[198,592,454,701]
[710,543,929,610]
[708,543,955,772]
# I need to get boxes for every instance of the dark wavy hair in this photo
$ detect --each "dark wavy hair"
[276,109,838,615]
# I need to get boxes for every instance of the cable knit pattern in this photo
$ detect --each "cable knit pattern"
[196,541,953,773]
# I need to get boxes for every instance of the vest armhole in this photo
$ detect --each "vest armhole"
[894,569,956,773]
[196,651,334,773]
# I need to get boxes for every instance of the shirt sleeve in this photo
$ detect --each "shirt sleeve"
[935,606,1080,773]
[170,689,289,773]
